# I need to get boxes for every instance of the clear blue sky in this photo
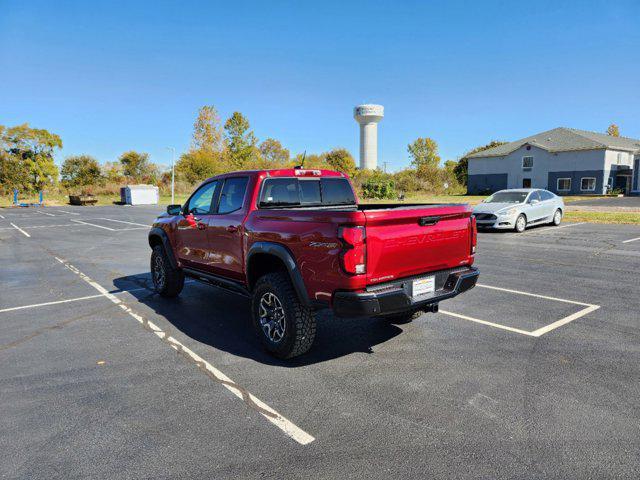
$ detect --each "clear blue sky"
[1,0,639,171]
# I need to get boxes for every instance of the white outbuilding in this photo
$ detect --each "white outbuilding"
[120,185,159,205]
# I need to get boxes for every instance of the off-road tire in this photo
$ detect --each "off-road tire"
[514,214,527,233]
[151,245,184,298]
[383,308,424,324]
[551,209,562,226]
[251,272,316,359]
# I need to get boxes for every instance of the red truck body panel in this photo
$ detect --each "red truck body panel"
[152,169,476,309]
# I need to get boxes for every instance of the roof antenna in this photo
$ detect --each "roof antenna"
[295,150,306,169]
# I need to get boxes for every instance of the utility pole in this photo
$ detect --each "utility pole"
[166,147,175,204]
[383,161,388,173]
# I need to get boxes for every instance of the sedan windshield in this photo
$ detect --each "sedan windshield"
[484,192,528,204]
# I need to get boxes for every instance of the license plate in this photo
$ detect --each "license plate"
[412,276,435,297]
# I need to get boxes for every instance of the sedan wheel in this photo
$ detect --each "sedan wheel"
[514,214,527,233]
[552,209,562,226]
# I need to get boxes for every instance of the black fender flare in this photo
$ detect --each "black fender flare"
[148,227,178,269]
[246,242,310,306]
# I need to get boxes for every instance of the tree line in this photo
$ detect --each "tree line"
[0,114,624,199]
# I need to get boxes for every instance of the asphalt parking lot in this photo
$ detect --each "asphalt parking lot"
[1,205,639,479]
[568,196,640,208]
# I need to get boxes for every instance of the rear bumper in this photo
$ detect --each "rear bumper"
[332,266,479,318]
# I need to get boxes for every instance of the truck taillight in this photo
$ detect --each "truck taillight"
[338,226,366,275]
[470,215,477,254]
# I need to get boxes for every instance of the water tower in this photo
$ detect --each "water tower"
[354,104,384,170]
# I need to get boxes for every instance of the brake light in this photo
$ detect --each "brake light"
[338,226,366,275]
[470,215,477,254]
[294,169,321,176]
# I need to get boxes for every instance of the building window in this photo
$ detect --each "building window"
[557,178,571,192]
[581,177,596,192]
[617,152,623,164]
[522,156,533,170]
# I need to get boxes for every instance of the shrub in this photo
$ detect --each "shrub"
[361,177,396,199]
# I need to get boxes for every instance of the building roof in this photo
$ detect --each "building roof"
[467,127,640,158]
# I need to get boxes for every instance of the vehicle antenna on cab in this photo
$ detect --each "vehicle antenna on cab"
[295,151,306,170]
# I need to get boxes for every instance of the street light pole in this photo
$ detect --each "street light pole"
[166,147,175,204]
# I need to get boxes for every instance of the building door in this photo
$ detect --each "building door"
[522,178,531,188]
[615,174,632,194]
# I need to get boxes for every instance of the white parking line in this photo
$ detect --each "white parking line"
[0,281,199,314]
[99,218,151,227]
[0,223,78,230]
[70,218,116,231]
[0,287,154,313]
[0,294,105,313]
[440,283,600,337]
[622,236,640,244]
[55,209,80,215]
[476,283,591,306]
[53,257,315,445]
[439,310,536,336]
[529,305,600,336]
[35,210,55,216]
[516,222,586,236]
[10,223,30,237]
[0,214,5,219]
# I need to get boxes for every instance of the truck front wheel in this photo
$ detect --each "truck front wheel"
[251,272,316,359]
[151,245,184,298]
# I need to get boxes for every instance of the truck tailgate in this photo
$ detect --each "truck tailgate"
[363,205,473,284]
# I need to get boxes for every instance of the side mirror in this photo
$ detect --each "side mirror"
[167,204,182,215]
[529,199,540,205]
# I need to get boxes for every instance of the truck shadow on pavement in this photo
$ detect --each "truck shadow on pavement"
[113,274,404,367]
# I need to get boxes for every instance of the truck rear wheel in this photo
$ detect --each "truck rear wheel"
[151,245,184,298]
[251,272,316,359]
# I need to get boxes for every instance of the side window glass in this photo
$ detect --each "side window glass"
[218,177,249,214]
[187,181,218,215]
[528,191,541,203]
[540,190,554,201]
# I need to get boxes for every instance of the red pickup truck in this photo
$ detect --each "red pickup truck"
[149,168,478,358]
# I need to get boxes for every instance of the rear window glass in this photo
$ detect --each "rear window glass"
[321,178,355,205]
[299,180,321,204]
[260,177,355,207]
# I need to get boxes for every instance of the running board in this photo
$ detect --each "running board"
[183,267,250,297]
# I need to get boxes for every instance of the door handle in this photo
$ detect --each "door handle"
[226,225,238,233]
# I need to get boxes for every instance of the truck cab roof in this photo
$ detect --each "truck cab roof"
[203,169,347,183]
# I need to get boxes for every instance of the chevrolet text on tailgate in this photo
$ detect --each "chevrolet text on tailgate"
[149,169,479,358]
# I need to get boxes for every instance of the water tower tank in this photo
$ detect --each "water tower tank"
[354,104,384,170]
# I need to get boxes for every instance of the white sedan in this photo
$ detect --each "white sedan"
[473,189,565,233]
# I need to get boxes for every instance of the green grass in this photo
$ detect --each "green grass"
[159,194,190,205]
[362,194,486,205]
[564,211,640,225]
[0,192,191,207]
[561,195,609,203]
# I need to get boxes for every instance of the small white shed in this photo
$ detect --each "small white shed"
[120,185,159,205]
